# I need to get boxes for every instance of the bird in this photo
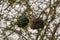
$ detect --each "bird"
[17,14,29,28]
[30,18,44,29]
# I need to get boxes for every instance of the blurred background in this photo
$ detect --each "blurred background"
[0,0,60,40]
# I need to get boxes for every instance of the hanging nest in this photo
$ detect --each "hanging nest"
[30,18,44,29]
[17,15,29,28]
